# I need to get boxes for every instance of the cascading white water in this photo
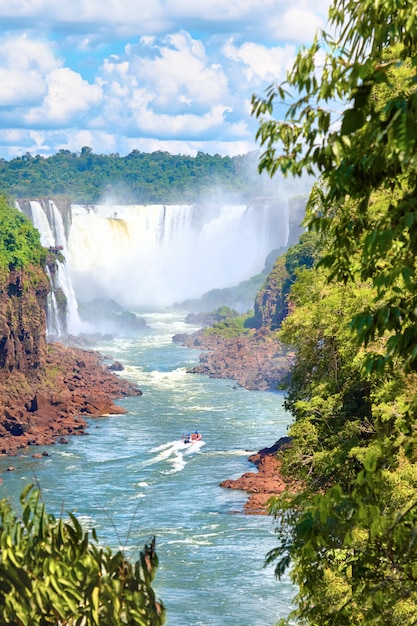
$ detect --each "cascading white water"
[19,198,288,332]
[26,201,81,335]
[45,266,64,337]
[67,202,287,309]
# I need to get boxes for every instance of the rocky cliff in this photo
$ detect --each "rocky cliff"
[0,264,141,455]
[177,229,320,393]
[252,255,290,330]
[174,327,294,390]
[0,197,141,456]
[219,437,297,514]
[0,267,49,373]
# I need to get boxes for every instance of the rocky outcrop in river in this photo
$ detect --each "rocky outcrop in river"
[220,438,299,514]
[174,326,294,391]
[0,342,141,455]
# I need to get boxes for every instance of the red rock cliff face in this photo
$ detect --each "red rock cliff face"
[0,266,141,456]
[0,268,48,373]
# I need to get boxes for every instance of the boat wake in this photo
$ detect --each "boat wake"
[143,439,205,474]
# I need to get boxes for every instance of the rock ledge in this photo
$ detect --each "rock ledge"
[220,437,297,514]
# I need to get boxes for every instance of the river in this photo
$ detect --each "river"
[0,310,295,625]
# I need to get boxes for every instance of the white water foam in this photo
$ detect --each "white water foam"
[28,200,81,335]
[68,202,287,309]
[143,438,205,473]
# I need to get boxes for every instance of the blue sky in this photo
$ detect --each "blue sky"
[0,0,330,160]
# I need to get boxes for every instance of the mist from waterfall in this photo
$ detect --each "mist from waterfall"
[17,197,290,335]
[67,202,288,309]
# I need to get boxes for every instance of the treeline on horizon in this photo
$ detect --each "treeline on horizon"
[0,147,269,204]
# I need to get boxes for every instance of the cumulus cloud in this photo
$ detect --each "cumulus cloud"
[0,34,58,106]
[268,6,326,41]
[0,0,328,43]
[94,32,236,140]
[222,39,295,83]
[124,32,228,111]
[0,0,331,158]
[25,67,102,125]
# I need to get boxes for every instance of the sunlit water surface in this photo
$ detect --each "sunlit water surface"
[0,311,295,625]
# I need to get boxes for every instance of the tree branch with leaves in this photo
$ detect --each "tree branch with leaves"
[252,1,417,623]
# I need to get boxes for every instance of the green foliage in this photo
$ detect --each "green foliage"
[283,231,319,279]
[180,271,269,313]
[268,261,417,624]
[0,196,46,271]
[202,312,254,338]
[214,306,239,319]
[279,266,411,487]
[252,1,417,623]
[250,230,320,330]
[0,485,165,625]
[270,451,417,625]
[0,150,267,204]
[252,2,417,371]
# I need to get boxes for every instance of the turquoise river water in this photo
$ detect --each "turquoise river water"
[0,311,295,625]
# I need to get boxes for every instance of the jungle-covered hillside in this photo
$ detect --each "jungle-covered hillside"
[0,148,270,204]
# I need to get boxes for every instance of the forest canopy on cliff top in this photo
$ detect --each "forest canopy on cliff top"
[0,149,270,204]
[0,196,46,272]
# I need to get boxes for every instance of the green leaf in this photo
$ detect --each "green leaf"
[341,108,366,134]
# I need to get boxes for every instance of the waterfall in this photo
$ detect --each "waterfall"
[18,198,288,331]
[67,202,287,309]
[19,200,81,337]
[45,266,64,337]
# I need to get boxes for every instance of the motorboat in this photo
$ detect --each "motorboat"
[183,431,202,444]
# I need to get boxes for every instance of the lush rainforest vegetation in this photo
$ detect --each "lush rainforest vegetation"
[0,149,267,204]
[252,0,417,623]
[0,486,164,625]
[0,196,46,273]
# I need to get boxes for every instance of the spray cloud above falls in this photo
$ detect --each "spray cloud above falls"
[17,196,292,334]
[67,201,288,308]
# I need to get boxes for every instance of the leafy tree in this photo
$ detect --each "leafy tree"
[270,457,417,625]
[0,196,46,272]
[252,1,417,371]
[268,252,417,624]
[251,0,417,623]
[0,485,165,625]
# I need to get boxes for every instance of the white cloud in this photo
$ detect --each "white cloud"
[133,104,233,137]
[0,0,329,44]
[268,6,326,41]
[0,68,46,106]
[222,39,295,82]
[94,33,234,139]
[60,129,117,153]
[0,34,59,106]
[127,32,229,110]
[24,67,102,125]
[0,0,332,158]
[164,0,278,21]
[0,33,58,72]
